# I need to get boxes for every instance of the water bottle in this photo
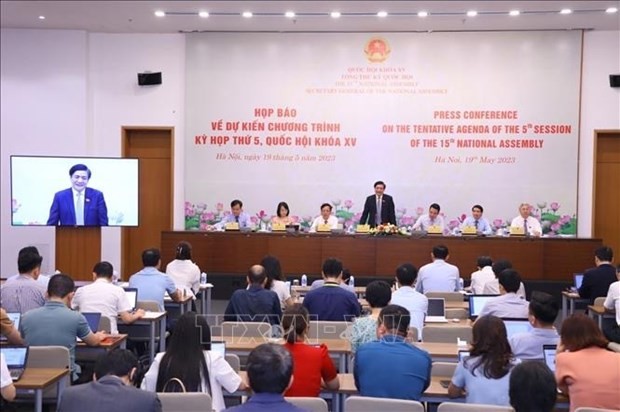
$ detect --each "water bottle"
[458,277,464,291]
[200,272,207,285]
[349,275,355,287]
[301,274,307,287]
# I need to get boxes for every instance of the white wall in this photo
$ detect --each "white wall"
[578,30,620,236]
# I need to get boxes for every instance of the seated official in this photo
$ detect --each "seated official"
[224,265,282,326]
[556,314,620,412]
[309,203,338,232]
[0,353,16,402]
[214,199,251,230]
[58,349,161,412]
[354,304,431,400]
[281,304,339,397]
[73,261,144,334]
[128,248,181,311]
[412,203,445,232]
[272,201,294,226]
[142,312,244,412]
[509,291,559,359]
[469,256,495,295]
[415,245,460,293]
[390,263,428,341]
[579,246,616,305]
[350,281,391,353]
[449,315,517,406]
[0,308,24,345]
[482,259,526,298]
[509,362,557,412]
[165,241,201,295]
[310,268,355,294]
[460,204,493,235]
[225,343,306,412]
[20,274,106,381]
[602,265,620,343]
[0,246,46,314]
[478,269,529,319]
[510,203,542,237]
[261,255,294,310]
[303,258,361,321]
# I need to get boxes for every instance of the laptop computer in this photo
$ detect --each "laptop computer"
[425,298,448,323]
[2,346,29,381]
[123,287,139,311]
[543,344,557,372]
[0,313,21,342]
[210,341,226,357]
[503,318,532,338]
[573,273,584,291]
[83,312,102,332]
[458,350,470,362]
[468,295,499,319]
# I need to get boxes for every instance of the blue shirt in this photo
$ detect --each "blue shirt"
[509,327,559,359]
[451,356,515,406]
[461,216,493,235]
[225,393,306,412]
[224,285,282,326]
[216,212,251,229]
[354,334,431,400]
[128,267,176,311]
[415,260,460,294]
[303,282,361,321]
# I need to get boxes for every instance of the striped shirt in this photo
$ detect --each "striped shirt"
[0,275,47,314]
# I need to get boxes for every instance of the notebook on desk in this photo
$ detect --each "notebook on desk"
[468,295,499,319]
[2,346,29,381]
[425,298,448,323]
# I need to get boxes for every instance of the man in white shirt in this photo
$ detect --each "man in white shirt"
[415,245,460,293]
[391,263,428,341]
[469,256,495,294]
[510,203,542,237]
[483,260,526,298]
[412,203,445,232]
[309,203,339,232]
[509,291,560,359]
[72,262,144,334]
[478,269,529,319]
[602,265,620,343]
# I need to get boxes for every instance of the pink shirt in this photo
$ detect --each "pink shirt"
[556,346,620,412]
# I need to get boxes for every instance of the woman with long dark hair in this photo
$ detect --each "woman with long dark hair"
[260,255,293,310]
[141,312,245,411]
[448,315,516,406]
[165,241,201,295]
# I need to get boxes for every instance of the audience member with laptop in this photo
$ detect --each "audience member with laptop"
[415,245,460,293]
[390,263,428,341]
[482,259,527,298]
[578,246,616,305]
[0,309,24,345]
[476,269,529,319]
[509,291,560,359]
[128,248,182,311]
[0,247,47,314]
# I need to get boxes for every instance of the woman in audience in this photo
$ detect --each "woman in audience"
[555,314,620,412]
[141,312,245,411]
[281,304,339,396]
[261,255,293,310]
[448,315,517,406]
[165,241,201,295]
[349,280,392,353]
[271,201,293,225]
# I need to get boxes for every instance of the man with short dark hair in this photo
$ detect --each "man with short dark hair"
[58,349,161,412]
[1,247,46,314]
[354,304,431,400]
[509,362,557,412]
[73,261,145,334]
[225,265,282,325]
[128,248,181,311]
[216,199,251,229]
[412,203,445,232]
[415,245,460,293]
[478,269,529,319]
[391,263,428,340]
[303,258,361,321]
[579,246,616,305]
[360,180,396,227]
[226,343,305,412]
[482,259,526,298]
[469,256,495,294]
[309,203,338,232]
[509,291,560,359]
[20,274,106,381]
[461,204,493,235]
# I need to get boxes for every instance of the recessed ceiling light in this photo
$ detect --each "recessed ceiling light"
[154,10,165,17]
[418,11,429,17]
[330,11,341,18]
[606,7,618,13]
[377,11,388,18]
[509,10,520,16]
[466,10,478,17]
[38,15,45,20]
[242,11,253,18]
[285,11,295,18]
[559,9,572,14]
[198,11,209,18]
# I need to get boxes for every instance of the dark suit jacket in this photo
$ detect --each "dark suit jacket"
[47,187,108,226]
[360,194,396,227]
[58,375,161,412]
[224,285,282,326]
[579,263,617,304]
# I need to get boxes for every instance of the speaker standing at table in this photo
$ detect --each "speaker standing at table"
[47,163,108,226]
[360,180,396,228]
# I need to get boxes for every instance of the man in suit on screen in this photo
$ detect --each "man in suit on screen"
[47,163,108,226]
[360,180,396,227]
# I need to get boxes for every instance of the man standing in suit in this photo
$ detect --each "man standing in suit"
[47,163,108,226]
[579,246,616,305]
[360,181,396,227]
[58,349,161,412]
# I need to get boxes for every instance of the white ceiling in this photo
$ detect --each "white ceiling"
[1,1,619,33]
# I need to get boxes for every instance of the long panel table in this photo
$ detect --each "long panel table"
[162,231,601,281]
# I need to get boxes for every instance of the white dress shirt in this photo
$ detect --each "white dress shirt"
[415,260,460,293]
[482,279,526,299]
[71,278,133,334]
[390,286,428,340]
[165,259,201,294]
[604,280,620,325]
[470,266,496,294]
[412,214,445,231]
[478,293,529,319]
[309,215,339,232]
[270,279,292,310]
[72,188,85,223]
[0,353,11,390]
[510,215,542,236]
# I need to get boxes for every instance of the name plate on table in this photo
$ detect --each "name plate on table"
[272,223,286,231]
[509,226,525,236]
[462,226,477,236]
[317,224,331,232]
[356,224,370,233]
[225,222,240,231]
[427,225,443,235]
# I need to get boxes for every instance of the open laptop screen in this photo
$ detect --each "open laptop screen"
[123,287,138,310]
[427,298,446,317]
[469,295,498,318]
[573,273,584,290]
[6,313,21,331]
[82,312,102,332]
[2,347,28,368]
[543,344,557,372]
[210,341,226,357]
[503,319,532,338]
[458,350,470,362]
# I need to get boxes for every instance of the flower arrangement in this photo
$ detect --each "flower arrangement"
[185,202,223,230]
[334,199,356,228]
[369,223,400,236]
[534,201,576,235]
